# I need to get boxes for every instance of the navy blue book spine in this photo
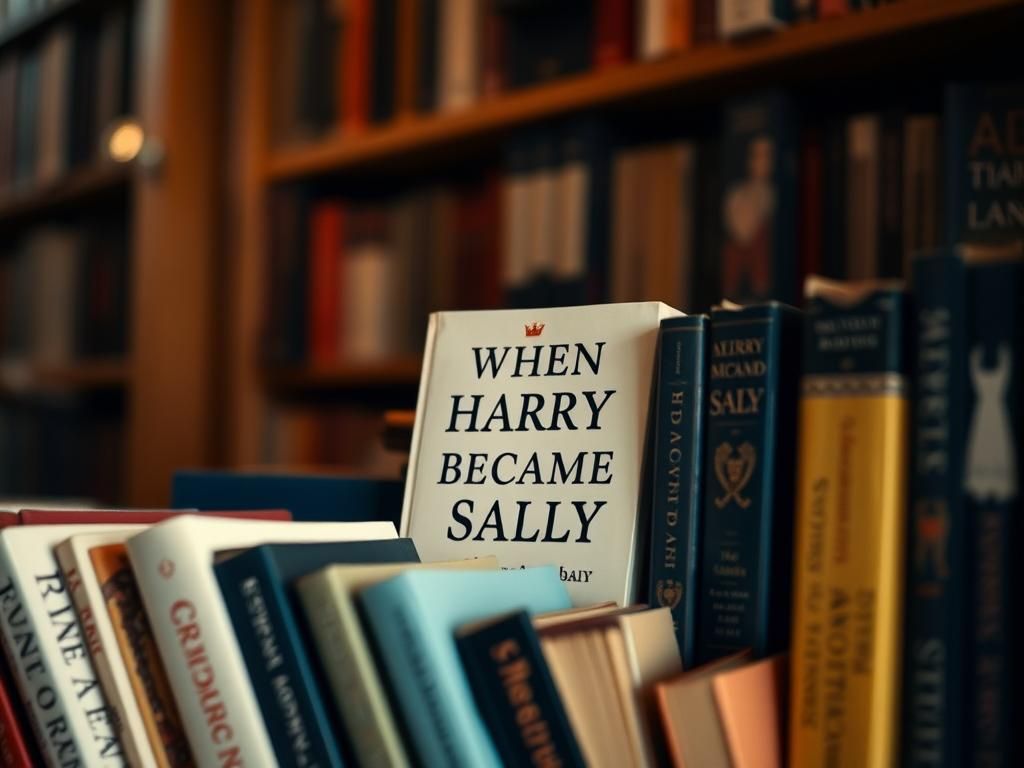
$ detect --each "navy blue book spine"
[216,539,420,768]
[944,83,1024,247]
[648,315,708,669]
[370,0,397,124]
[416,0,438,111]
[457,611,586,768]
[902,249,968,768]
[697,302,802,663]
[720,92,800,305]
[963,247,1022,768]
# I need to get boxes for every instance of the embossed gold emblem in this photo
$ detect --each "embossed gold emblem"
[656,579,683,609]
[713,441,756,509]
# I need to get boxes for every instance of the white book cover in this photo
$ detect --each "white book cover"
[718,0,785,39]
[0,524,129,768]
[401,302,681,605]
[54,527,159,768]
[126,516,396,768]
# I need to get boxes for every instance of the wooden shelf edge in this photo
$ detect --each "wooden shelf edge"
[0,359,131,396]
[264,359,423,391]
[0,163,132,224]
[264,0,1023,181]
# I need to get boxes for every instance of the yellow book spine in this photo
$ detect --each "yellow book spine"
[790,391,908,768]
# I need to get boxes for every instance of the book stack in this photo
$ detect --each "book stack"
[269,0,914,138]
[0,6,133,196]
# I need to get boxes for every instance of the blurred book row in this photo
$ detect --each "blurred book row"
[272,0,908,141]
[0,2,133,195]
[264,81,1013,366]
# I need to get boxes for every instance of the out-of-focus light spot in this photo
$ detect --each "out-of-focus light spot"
[107,121,145,163]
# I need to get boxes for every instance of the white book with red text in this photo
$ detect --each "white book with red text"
[0,524,129,768]
[126,516,396,768]
[54,528,159,768]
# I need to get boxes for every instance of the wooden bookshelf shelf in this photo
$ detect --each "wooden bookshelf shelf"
[264,359,423,392]
[264,0,1024,182]
[0,359,130,396]
[0,164,132,225]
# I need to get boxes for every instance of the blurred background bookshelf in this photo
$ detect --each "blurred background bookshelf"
[1,0,1022,503]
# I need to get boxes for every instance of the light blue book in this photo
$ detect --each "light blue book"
[359,566,572,768]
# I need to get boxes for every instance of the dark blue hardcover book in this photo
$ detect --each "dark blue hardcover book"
[720,92,800,305]
[497,0,592,90]
[370,0,397,124]
[13,48,39,184]
[456,610,586,768]
[170,470,403,526]
[556,117,611,306]
[216,538,420,768]
[648,315,708,668]
[962,243,1022,768]
[945,83,1024,247]
[903,248,969,768]
[416,0,438,112]
[697,301,802,663]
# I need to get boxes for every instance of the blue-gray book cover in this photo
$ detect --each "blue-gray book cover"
[647,314,707,668]
[697,301,801,663]
[215,538,419,767]
[945,83,1024,247]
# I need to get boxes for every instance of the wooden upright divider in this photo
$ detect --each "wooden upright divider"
[128,0,228,505]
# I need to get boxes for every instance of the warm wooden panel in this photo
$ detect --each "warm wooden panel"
[265,0,1023,181]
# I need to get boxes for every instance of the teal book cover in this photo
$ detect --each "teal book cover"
[360,567,572,768]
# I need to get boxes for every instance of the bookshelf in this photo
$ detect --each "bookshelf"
[228,0,1024,470]
[0,0,227,505]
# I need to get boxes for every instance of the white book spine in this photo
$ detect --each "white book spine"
[126,518,396,768]
[55,533,158,768]
[0,532,126,768]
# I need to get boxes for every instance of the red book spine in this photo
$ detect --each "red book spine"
[309,202,345,366]
[15,509,293,525]
[0,676,38,768]
[482,1,504,99]
[342,0,372,133]
[818,0,850,18]
[799,129,824,290]
[594,0,634,69]
[694,0,716,44]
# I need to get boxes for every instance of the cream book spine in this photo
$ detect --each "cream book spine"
[54,528,157,768]
[126,516,396,768]
[297,556,498,768]
[0,524,128,768]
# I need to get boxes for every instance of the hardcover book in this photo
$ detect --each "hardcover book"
[647,314,708,668]
[297,557,500,768]
[697,300,801,662]
[457,610,586,768]
[214,539,420,768]
[789,277,910,768]
[401,302,681,605]
[903,248,969,768]
[717,0,793,38]
[712,654,788,768]
[359,567,572,768]
[944,83,1024,246]
[125,516,396,768]
[961,243,1021,767]
[720,92,799,304]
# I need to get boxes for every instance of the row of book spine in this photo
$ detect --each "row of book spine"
[645,252,1021,767]
[0,4,133,196]
[273,0,909,141]
[265,81,1007,367]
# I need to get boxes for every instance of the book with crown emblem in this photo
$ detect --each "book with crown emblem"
[789,277,910,768]
[401,302,681,605]
[697,300,801,663]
